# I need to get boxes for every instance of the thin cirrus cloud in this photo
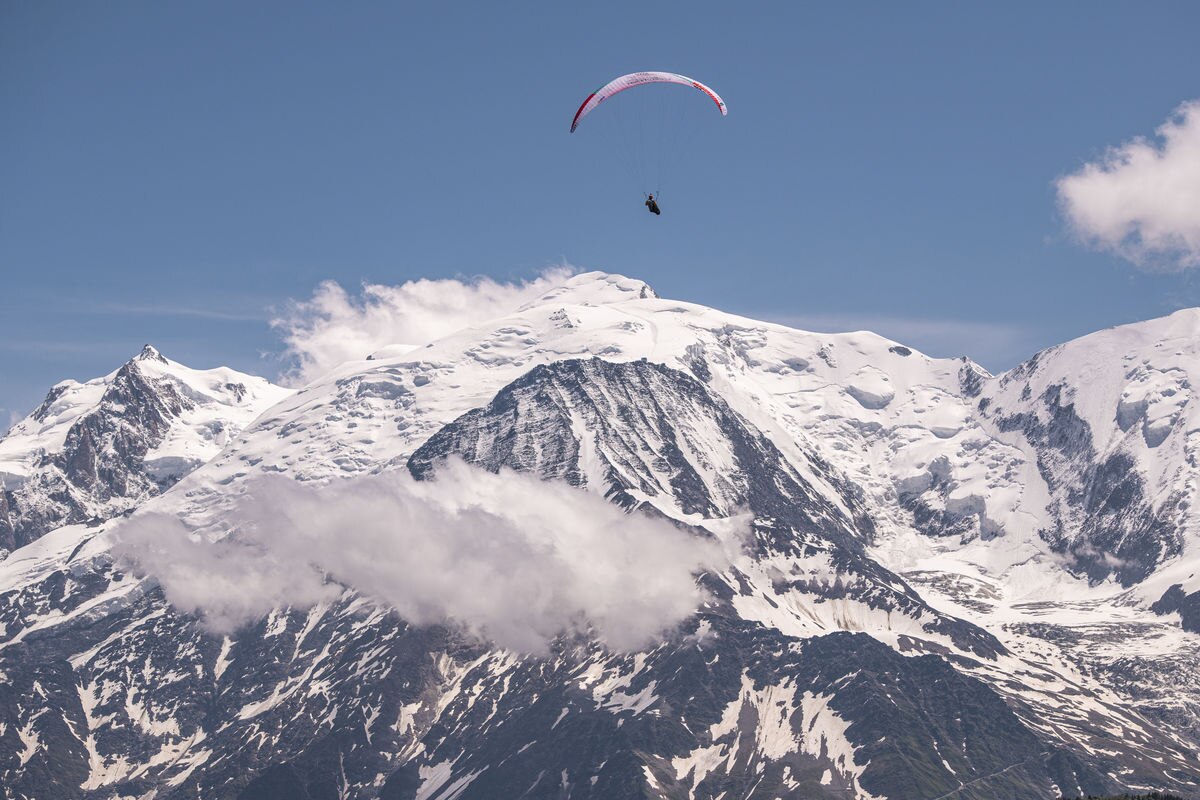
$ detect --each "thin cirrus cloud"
[762,311,1037,372]
[271,268,575,387]
[1057,100,1200,271]
[98,302,269,322]
[112,459,732,654]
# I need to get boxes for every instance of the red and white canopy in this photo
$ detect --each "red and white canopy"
[570,71,727,133]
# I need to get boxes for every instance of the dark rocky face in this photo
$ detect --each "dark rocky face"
[1,360,193,551]
[987,383,1181,586]
[1152,584,1200,634]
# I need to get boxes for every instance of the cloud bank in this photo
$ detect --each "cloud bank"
[1057,100,1200,270]
[272,269,574,386]
[114,460,728,653]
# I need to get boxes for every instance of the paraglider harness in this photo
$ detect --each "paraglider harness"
[645,194,661,215]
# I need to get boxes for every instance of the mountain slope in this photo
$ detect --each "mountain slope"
[977,308,1200,586]
[408,357,1001,657]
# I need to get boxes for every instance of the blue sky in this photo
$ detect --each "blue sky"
[3,2,1200,423]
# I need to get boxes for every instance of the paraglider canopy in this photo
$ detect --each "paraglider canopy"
[570,71,727,133]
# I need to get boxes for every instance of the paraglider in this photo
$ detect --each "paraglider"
[569,71,727,134]
[570,71,726,213]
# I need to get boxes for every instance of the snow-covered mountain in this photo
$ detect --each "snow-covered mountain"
[0,345,290,553]
[1,272,1198,799]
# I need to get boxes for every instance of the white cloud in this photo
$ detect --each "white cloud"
[100,302,267,322]
[272,268,575,386]
[113,459,731,653]
[1057,100,1200,270]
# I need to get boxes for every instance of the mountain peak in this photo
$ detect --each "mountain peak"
[0,347,290,544]
[134,344,168,364]
[523,271,657,310]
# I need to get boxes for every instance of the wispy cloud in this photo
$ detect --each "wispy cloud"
[113,459,732,653]
[761,311,1038,370]
[1057,100,1200,271]
[0,339,127,356]
[271,268,575,387]
[97,302,268,322]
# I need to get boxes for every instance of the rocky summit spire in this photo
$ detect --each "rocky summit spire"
[134,343,168,363]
